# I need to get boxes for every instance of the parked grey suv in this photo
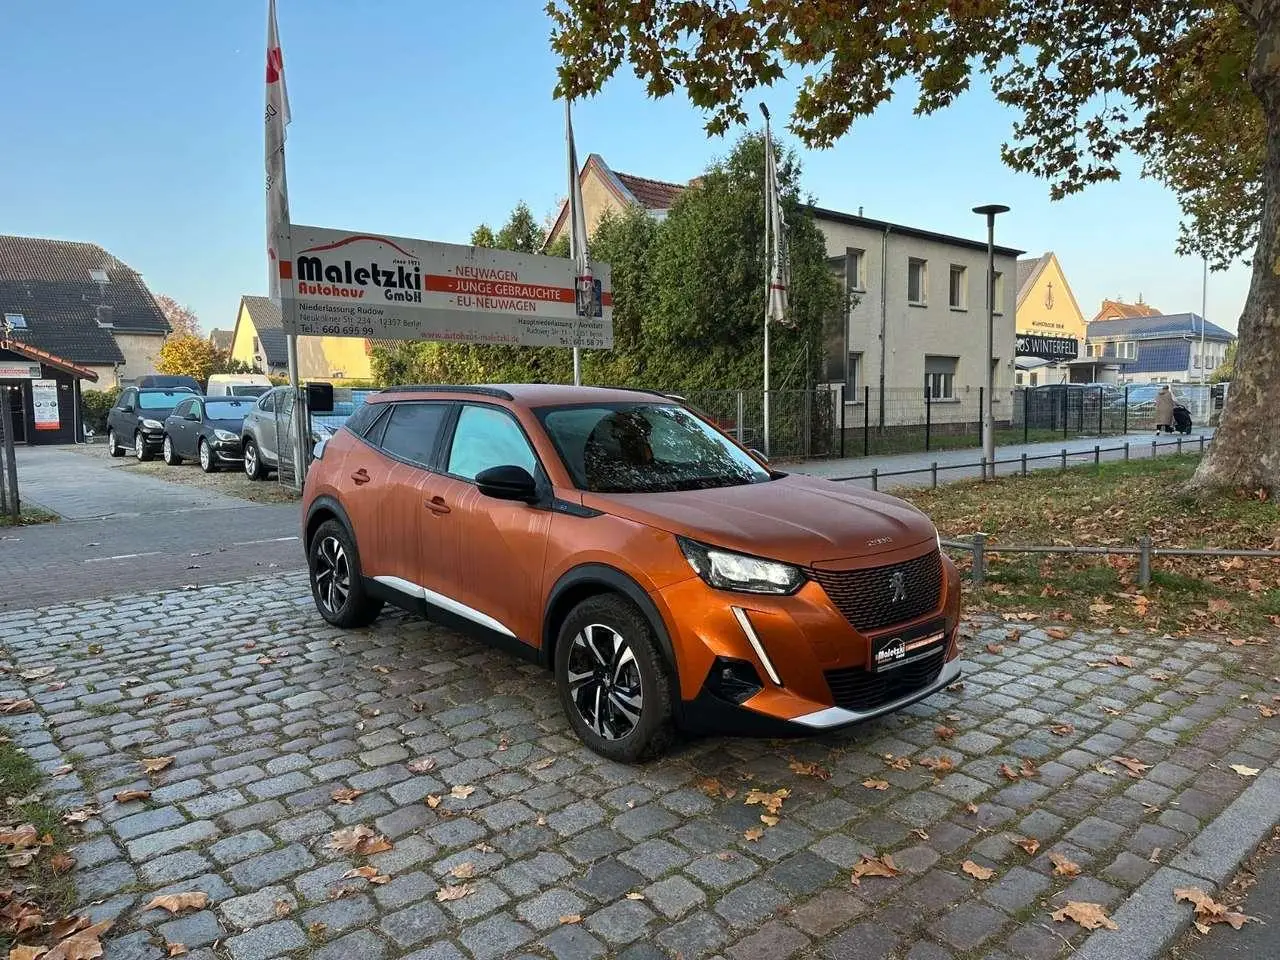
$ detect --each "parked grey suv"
[240,386,337,480]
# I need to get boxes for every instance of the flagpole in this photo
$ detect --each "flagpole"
[760,104,772,459]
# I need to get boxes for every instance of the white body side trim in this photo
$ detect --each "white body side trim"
[374,575,516,638]
[791,658,963,729]
[731,606,782,686]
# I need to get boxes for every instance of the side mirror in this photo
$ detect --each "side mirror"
[748,448,769,464]
[475,464,539,503]
[122,405,135,414]
[186,411,201,421]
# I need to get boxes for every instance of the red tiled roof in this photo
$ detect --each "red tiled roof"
[613,171,686,210]
[0,336,99,381]
[1094,299,1161,321]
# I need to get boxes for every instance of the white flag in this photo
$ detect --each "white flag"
[762,110,790,326]
[566,99,596,320]
[265,0,291,299]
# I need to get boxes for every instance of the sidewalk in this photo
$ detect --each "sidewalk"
[791,429,1216,489]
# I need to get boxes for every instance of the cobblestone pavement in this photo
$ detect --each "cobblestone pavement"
[2,574,1278,960]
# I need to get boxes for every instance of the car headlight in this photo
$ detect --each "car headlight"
[213,429,238,442]
[678,537,805,595]
[141,418,163,430]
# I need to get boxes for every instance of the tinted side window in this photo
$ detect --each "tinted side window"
[257,392,275,412]
[379,403,449,467]
[174,400,192,418]
[447,405,537,481]
[119,389,135,410]
[343,401,382,438]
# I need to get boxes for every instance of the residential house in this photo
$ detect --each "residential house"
[0,234,171,390]
[1014,252,1086,386]
[229,295,383,383]
[209,328,233,352]
[1092,297,1161,323]
[546,154,689,246]
[814,208,1021,424]
[1084,313,1234,384]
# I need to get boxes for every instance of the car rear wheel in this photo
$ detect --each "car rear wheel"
[243,438,265,480]
[198,439,218,473]
[308,519,383,628]
[162,435,182,466]
[554,594,674,762]
[106,428,124,457]
[134,431,153,462]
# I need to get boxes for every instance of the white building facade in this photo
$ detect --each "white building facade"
[811,207,1022,425]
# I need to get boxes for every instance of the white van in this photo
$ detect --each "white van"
[206,374,273,398]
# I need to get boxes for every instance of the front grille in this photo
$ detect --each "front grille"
[811,550,943,633]
[824,646,947,712]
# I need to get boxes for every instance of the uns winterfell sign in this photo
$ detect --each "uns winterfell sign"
[278,225,613,349]
[1016,334,1079,361]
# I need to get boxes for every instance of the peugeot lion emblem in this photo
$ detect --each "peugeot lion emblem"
[889,570,907,603]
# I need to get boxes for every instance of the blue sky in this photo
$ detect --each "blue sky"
[1,0,1251,335]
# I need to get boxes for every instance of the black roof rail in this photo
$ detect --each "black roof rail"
[375,384,515,400]
[594,384,684,401]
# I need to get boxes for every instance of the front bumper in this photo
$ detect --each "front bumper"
[211,439,243,462]
[658,549,963,737]
[139,430,165,451]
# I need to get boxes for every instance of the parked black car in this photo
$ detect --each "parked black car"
[135,374,203,394]
[162,396,255,472]
[106,387,198,460]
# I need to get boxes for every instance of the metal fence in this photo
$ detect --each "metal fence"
[830,433,1214,490]
[679,388,842,460]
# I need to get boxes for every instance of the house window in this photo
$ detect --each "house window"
[949,265,967,309]
[3,313,27,330]
[993,271,1005,314]
[1030,372,1039,387]
[846,352,862,398]
[1117,341,1137,360]
[1085,342,1099,358]
[848,249,867,292]
[1015,372,1024,386]
[252,336,261,355]
[908,258,928,305]
[924,355,958,400]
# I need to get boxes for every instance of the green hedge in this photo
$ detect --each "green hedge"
[81,386,121,436]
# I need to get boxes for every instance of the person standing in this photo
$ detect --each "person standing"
[1154,385,1178,434]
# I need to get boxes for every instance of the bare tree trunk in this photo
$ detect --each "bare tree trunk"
[1191,15,1280,494]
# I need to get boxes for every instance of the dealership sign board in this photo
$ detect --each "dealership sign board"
[1016,334,1079,361]
[32,379,60,430]
[0,362,41,379]
[278,225,613,349]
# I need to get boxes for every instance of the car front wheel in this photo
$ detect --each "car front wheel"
[308,519,383,628]
[554,594,674,762]
[162,435,182,466]
[243,438,265,480]
[198,439,218,473]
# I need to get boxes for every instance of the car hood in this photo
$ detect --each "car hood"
[586,473,937,565]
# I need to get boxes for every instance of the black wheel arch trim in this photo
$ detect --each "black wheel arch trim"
[542,564,679,681]
[304,496,355,557]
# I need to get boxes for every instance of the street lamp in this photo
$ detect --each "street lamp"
[973,204,1010,480]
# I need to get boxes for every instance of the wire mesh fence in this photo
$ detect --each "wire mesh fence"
[679,388,842,460]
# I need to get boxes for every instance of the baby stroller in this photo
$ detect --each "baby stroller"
[1172,404,1193,435]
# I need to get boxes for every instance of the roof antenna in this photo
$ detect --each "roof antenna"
[858,206,864,217]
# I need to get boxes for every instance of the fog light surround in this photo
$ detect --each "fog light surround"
[706,657,763,704]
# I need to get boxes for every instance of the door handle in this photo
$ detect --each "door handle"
[350,468,370,485]
[424,496,451,515]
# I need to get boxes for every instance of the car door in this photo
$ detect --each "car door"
[254,389,281,466]
[429,403,551,646]
[182,399,205,456]
[166,398,190,452]
[112,388,137,438]
[345,401,451,593]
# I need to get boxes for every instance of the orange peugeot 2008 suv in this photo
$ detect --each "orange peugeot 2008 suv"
[302,385,962,762]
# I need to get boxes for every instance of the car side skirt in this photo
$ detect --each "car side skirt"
[364,575,539,665]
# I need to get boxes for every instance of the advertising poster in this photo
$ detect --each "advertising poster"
[32,379,60,431]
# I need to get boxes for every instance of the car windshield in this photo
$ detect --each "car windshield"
[230,385,269,397]
[537,402,771,493]
[138,391,191,410]
[206,400,253,420]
